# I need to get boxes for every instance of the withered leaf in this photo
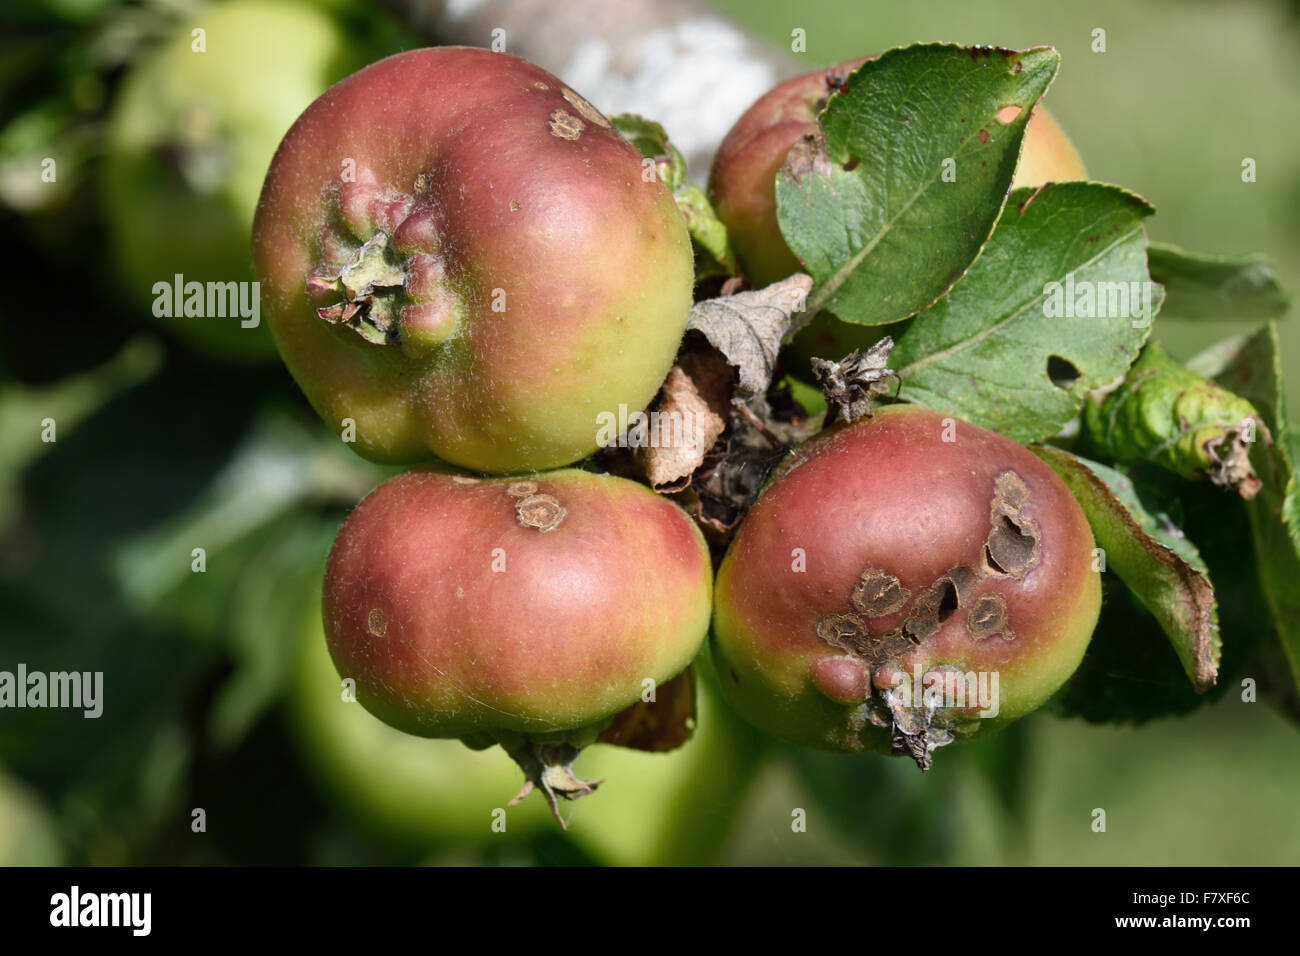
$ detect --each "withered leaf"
[811,336,899,423]
[688,274,814,403]
[595,667,696,753]
[636,349,729,492]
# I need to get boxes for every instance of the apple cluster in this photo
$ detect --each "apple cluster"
[253,48,1101,822]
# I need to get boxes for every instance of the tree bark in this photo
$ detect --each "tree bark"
[381,0,796,182]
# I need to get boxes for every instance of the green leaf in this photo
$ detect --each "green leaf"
[612,113,737,277]
[676,184,737,278]
[1147,241,1291,321]
[1197,323,1300,693]
[1034,446,1220,691]
[610,114,687,191]
[110,405,386,632]
[206,515,340,752]
[1055,467,1272,725]
[775,43,1059,329]
[0,336,161,530]
[1283,428,1300,552]
[894,182,1158,441]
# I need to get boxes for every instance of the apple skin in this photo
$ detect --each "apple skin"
[711,405,1100,757]
[253,47,694,473]
[707,56,1088,377]
[322,468,713,743]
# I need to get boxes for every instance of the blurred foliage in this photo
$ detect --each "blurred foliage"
[0,0,1298,867]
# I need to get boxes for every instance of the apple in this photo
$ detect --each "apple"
[710,405,1100,766]
[322,467,713,821]
[253,47,694,473]
[103,0,364,361]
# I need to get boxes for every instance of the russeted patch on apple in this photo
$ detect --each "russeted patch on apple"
[710,405,1101,767]
[254,47,695,474]
[322,468,713,822]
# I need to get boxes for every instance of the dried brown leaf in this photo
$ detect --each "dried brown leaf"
[688,274,814,403]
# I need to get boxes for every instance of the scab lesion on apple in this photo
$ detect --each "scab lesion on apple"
[710,405,1102,767]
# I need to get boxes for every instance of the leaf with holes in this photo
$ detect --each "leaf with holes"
[775,43,1059,330]
[894,182,1158,441]
[1147,241,1290,321]
[1034,446,1219,691]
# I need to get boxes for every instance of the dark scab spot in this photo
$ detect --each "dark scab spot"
[902,574,963,643]
[978,129,989,145]
[824,66,851,96]
[816,614,871,654]
[871,629,917,668]
[1047,354,1081,390]
[841,156,860,172]
[944,565,979,601]
[937,582,959,619]
[983,515,1040,577]
[993,470,1030,509]
[851,568,910,617]
[548,109,585,141]
[967,593,1012,640]
[516,493,565,532]
[561,87,611,129]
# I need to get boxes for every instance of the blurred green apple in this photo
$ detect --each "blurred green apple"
[103,0,363,361]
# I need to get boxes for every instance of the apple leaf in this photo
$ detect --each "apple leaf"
[1079,341,1263,498]
[894,182,1158,441]
[1193,322,1300,694]
[612,113,737,277]
[775,43,1059,331]
[1147,241,1291,321]
[1034,446,1220,691]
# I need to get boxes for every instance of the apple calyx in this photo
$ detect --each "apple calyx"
[308,217,463,359]
[502,739,604,828]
